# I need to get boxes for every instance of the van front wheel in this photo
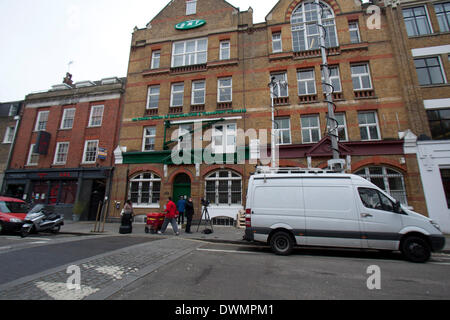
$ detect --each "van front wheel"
[401,236,431,263]
[270,231,294,256]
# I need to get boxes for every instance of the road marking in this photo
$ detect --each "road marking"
[35,281,99,300]
[196,248,263,255]
[0,246,12,251]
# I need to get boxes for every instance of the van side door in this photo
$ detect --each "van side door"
[303,177,362,249]
[251,178,306,245]
[357,187,403,250]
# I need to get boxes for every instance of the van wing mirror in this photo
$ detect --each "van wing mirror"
[393,201,402,214]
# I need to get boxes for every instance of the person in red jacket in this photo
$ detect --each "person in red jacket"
[158,197,179,235]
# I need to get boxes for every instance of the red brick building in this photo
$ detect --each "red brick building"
[108,0,428,223]
[4,75,126,221]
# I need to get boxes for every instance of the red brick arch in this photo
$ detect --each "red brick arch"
[286,0,342,22]
[352,157,407,174]
[202,165,244,178]
[128,165,164,179]
[279,160,307,168]
[168,168,195,184]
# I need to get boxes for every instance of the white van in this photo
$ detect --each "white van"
[244,168,446,262]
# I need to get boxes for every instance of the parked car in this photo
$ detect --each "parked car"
[244,167,446,263]
[0,196,29,234]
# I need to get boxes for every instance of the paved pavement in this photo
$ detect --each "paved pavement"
[1,220,449,300]
[62,220,248,244]
[62,220,450,253]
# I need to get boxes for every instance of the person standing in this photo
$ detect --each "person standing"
[184,197,194,234]
[121,200,134,233]
[177,195,186,225]
[159,197,179,235]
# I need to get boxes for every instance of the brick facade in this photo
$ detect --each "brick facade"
[110,0,431,222]
[4,77,126,221]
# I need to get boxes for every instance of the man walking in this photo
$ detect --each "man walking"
[158,197,179,235]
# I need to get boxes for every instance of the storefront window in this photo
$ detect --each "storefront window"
[205,170,242,206]
[355,166,408,205]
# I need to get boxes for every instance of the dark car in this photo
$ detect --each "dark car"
[0,197,29,234]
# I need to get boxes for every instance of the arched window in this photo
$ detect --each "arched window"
[129,172,161,206]
[205,170,242,206]
[355,167,408,205]
[291,1,338,52]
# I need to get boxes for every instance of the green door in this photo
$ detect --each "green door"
[173,173,191,203]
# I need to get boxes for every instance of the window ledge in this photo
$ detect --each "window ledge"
[207,59,239,68]
[293,47,340,59]
[340,42,369,52]
[269,52,293,61]
[419,83,449,89]
[170,64,207,75]
[354,90,376,99]
[142,68,170,77]
[298,95,318,103]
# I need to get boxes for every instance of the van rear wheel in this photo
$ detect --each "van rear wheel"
[401,236,431,263]
[270,231,294,256]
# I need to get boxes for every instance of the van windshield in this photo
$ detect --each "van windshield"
[0,201,29,213]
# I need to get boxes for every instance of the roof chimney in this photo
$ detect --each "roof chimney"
[63,72,73,86]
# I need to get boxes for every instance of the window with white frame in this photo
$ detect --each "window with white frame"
[326,112,348,141]
[275,118,292,145]
[129,172,161,206]
[355,166,408,205]
[186,0,197,15]
[358,111,380,141]
[191,80,206,105]
[82,140,99,163]
[220,41,230,60]
[426,108,450,140]
[178,124,193,150]
[61,108,76,129]
[172,38,207,67]
[414,56,446,86]
[212,123,236,154]
[8,104,18,117]
[402,6,432,36]
[27,144,39,166]
[218,78,232,102]
[89,105,104,127]
[434,2,450,32]
[291,1,338,52]
[142,127,156,151]
[3,126,15,144]
[151,50,161,69]
[321,66,342,93]
[171,83,185,107]
[297,69,316,96]
[301,114,321,143]
[147,86,160,109]
[348,21,361,43]
[54,142,70,165]
[205,170,242,206]
[351,63,373,91]
[272,33,282,53]
[35,111,49,131]
[271,73,289,98]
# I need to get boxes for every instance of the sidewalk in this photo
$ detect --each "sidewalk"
[62,220,248,244]
[62,221,450,253]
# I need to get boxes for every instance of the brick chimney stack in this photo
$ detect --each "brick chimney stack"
[63,72,73,86]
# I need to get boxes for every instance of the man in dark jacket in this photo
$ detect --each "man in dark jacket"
[185,197,194,234]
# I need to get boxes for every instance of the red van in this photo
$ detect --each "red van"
[0,197,29,234]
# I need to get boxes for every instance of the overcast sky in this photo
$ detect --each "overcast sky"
[0,0,277,102]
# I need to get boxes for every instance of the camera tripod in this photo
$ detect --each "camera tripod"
[196,204,214,233]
